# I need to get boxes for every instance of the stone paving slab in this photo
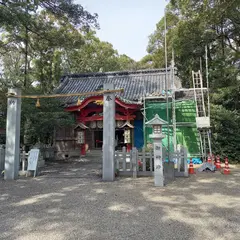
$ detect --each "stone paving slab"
[0,158,240,240]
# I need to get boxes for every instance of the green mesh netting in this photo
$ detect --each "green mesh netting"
[145,100,200,156]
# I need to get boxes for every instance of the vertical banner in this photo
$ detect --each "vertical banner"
[4,88,21,180]
[102,83,115,181]
[154,142,164,186]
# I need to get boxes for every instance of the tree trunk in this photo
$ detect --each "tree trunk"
[24,26,28,88]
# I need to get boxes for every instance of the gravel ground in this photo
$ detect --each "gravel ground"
[0,157,240,240]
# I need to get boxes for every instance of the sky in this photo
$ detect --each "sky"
[77,0,167,61]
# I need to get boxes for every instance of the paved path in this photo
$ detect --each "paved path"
[1,158,240,240]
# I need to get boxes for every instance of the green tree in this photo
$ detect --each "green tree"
[0,0,98,145]
[0,4,137,147]
[21,89,75,145]
[0,0,98,88]
[145,0,240,161]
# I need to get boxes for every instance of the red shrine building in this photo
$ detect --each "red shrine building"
[54,69,179,159]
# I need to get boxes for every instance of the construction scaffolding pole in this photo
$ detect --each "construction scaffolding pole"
[205,45,210,118]
[143,97,146,148]
[164,6,170,161]
[171,50,177,152]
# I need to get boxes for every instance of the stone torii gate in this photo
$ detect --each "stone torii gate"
[4,84,121,181]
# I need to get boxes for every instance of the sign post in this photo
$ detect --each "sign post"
[102,83,115,181]
[4,88,21,180]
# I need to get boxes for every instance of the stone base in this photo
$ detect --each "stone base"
[19,170,28,176]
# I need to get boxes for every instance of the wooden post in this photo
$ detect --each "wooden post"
[142,147,146,171]
[150,151,153,172]
[122,146,126,171]
[116,152,119,170]
[22,150,26,171]
[129,150,133,171]
[132,147,137,178]
[184,147,188,177]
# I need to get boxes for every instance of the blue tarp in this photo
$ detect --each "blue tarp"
[134,120,144,149]
[187,158,202,164]
[164,158,202,164]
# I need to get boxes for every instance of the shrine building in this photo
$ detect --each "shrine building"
[54,68,200,159]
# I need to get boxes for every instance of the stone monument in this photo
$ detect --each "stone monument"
[145,114,167,187]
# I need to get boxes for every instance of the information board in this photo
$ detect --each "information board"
[27,149,40,176]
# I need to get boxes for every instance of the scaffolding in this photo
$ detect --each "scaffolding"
[192,70,212,160]
[143,64,211,160]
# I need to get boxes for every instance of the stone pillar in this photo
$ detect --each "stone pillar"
[102,83,115,181]
[145,114,167,187]
[4,88,21,180]
[153,139,165,187]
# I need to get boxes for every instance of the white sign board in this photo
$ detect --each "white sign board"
[27,149,40,175]
[196,117,210,128]
[77,131,85,144]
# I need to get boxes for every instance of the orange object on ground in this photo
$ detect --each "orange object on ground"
[207,154,212,163]
[223,157,230,175]
[188,158,195,174]
[216,155,221,169]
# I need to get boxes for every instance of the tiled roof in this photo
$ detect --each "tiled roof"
[55,68,182,106]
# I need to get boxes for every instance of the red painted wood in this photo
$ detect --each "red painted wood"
[80,122,86,156]
[66,96,141,112]
[127,143,132,152]
[81,144,86,156]
[76,107,134,118]
[77,114,136,122]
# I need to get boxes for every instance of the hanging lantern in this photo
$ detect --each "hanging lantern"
[124,129,131,143]
[77,131,85,144]
[36,98,40,108]
[90,121,97,129]
[116,120,124,128]
[97,120,103,128]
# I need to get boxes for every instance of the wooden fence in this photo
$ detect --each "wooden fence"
[115,146,188,177]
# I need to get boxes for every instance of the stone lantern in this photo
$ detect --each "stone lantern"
[146,114,167,187]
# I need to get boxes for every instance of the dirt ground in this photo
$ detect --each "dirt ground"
[0,157,240,240]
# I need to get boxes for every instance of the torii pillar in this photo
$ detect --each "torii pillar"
[102,83,115,181]
[4,88,21,180]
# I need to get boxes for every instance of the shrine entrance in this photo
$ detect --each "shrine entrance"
[66,95,141,155]
[94,130,103,149]
[115,129,124,150]
[4,85,125,181]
